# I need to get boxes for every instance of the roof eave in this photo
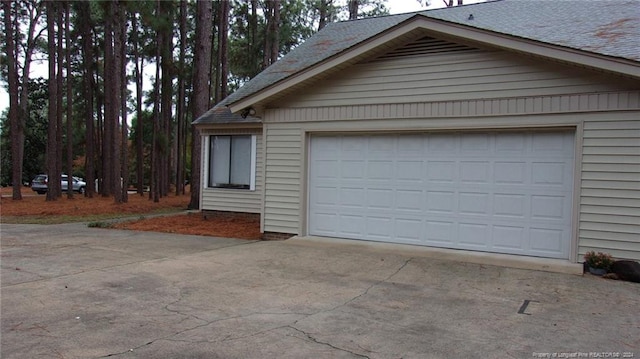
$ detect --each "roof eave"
[196,122,262,131]
[192,104,263,127]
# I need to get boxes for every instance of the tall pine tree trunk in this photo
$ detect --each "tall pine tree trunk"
[271,0,280,65]
[189,0,213,210]
[250,0,258,75]
[45,0,59,201]
[54,2,62,197]
[132,13,144,196]
[102,1,114,197]
[65,1,73,198]
[262,0,280,68]
[3,0,22,200]
[79,1,95,197]
[176,0,187,196]
[18,3,43,195]
[318,0,331,31]
[216,0,229,101]
[159,0,173,198]
[262,2,273,69]
[120,4,128,203]
[348,0,358,20]
[9,1,44,199]
[95,62,104,194]
[150,0,161,203]
[113,0,123,204]
[55,2,64,198]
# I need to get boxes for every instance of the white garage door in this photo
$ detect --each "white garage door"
[308,131,575,259]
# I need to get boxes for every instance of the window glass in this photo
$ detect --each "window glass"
[209,135,253,189]
[211,136,231,187]
[230,136,251,185]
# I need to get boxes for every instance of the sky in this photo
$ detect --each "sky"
[0,0,483,115]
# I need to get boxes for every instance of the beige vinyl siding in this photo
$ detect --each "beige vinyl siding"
[579,116,640,260]
[260,45,640,260]
[262,126,303,234]
[201,130,263,214]
[268,91,640,123]
[278,50,637,108]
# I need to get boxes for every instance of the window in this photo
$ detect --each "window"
[208,135,256,190]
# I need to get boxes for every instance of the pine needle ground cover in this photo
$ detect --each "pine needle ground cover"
[0,187,260,240]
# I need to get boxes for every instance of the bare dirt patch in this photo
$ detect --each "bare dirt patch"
[0,186,260,239]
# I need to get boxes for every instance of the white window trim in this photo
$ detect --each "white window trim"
[205,134,256,191]
[250,134,256,191]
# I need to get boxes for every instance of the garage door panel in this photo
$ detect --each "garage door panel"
[532,132,573,153]
[460,161,492,183]
[339,215,365,236]
[493,193,526,218]
[366,217,393,240]
[493,225,526,250]
[396,219,423,243]
[461,133,491,152]
[428,134,458,152]
[531,162,570,186]
[342,136,367,152]
[425,220,456,244]
[314,160,339,179]
[396,190,423,212]
[396,161,423,182]
[427,161,456,182]
[496,133,527,152]
[366,188,394,209]
[311,212,339,235]
[340,187,366,208]
[309,131,574,259]
[367,161,394,180]
[427,191,455,213]
[494,161,527,184]
[342,160,366,178]
[459,223,490,248]
[530,228,565,254]
[531,195,567,220]
[458,192,491,216]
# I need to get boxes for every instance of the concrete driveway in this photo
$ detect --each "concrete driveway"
[1,223,639,359]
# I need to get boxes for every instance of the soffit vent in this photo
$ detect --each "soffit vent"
[369,36,479,62]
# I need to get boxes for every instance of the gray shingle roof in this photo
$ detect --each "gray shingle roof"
[194,0,639,125]
[194,105,261,125]
[427,0,640,61]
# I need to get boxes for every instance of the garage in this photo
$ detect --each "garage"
[308,131,575,259]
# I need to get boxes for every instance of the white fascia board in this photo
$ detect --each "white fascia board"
[229,16,640,113]
[196,123,263,131]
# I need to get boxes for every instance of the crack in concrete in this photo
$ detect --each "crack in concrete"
[162,287,218,325]
[287,325,370,358]
[99,254,411,358]
[332,257,413,311]
[98,313,304,357]
[0,266,47,281]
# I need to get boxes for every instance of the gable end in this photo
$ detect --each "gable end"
[369,36,480,62]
